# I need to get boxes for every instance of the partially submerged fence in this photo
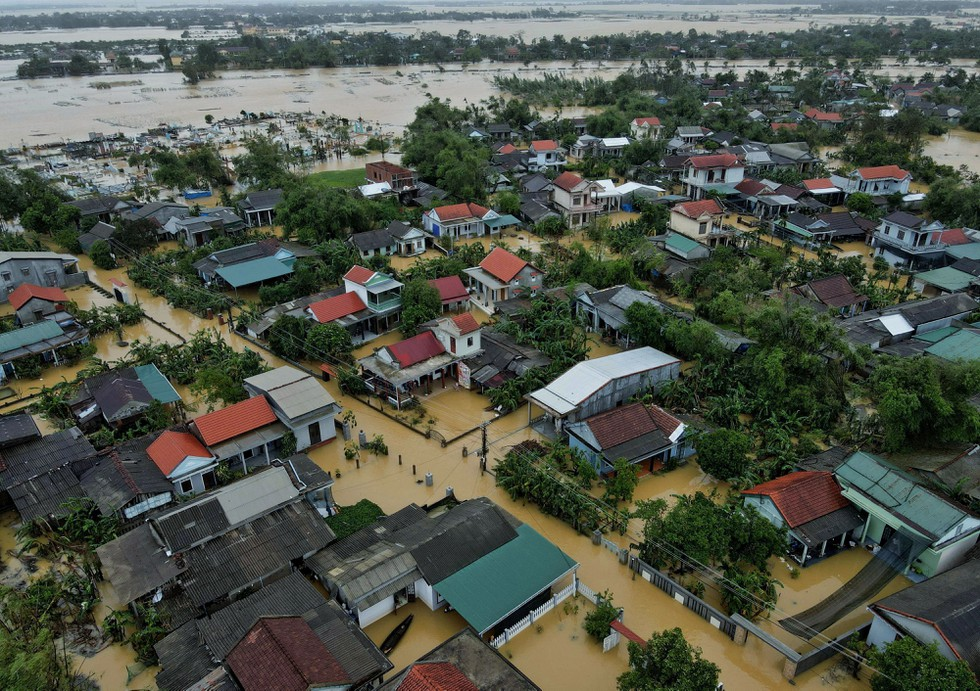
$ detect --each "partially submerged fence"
[490,579,581,648]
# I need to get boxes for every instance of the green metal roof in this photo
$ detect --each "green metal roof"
[215,257,293,288]
[914,267,974,293]
[835,451,968,541]
[925,329,980,362]
[666,233,701,253]
[484,214,522,228]
[777,220,814,239]
[913,326,960,344]
[434,524,578,634]
[946,243,980,261]
[134,363,183,404]
[0,320,63,354]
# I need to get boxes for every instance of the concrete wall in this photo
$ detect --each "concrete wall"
[414,578,443,610]
[573,365,680,422]
[357,597,395,628]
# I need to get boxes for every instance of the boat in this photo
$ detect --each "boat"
[380,614,413,654]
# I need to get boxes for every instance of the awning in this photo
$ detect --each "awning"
[484,214,523,229]
[210,422,287,460]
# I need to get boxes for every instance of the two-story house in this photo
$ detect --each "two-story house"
[550,171,603,229]
[832,165,912,197]
[631,117,663,140]
[682,153,745,200]
[464,247,545,314]
[669,198,734,247]
[343,265,403,332]
[527,140,566,172]
[872,211,948,269]
[244,365,341,451]
[365,161,417,191]
[350,220,428,259]
[0,252,87,303]
[423,203,499,241]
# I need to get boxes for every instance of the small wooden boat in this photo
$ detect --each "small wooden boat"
[380,614,413,655]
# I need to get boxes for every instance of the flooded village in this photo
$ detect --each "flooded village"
[1,3,980,691]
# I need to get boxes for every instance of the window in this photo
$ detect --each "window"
[467,337,474,347]
[897,230,905,241]
[698,222,708,235]
[449,336,457,354]
[180,479,194,493]
[20,267,30,276]
[1,272,10,282]
[573,195,582,206]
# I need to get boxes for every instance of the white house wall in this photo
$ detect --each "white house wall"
[414,578,443,610]
[869,611,958,663]
[357,597,395,628]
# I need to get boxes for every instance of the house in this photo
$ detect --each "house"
[78,221,116,253]
[803,178,846,206]
[742,471,863,566]
[566,402,690,475]
[422,202,503,241]
[832,165,912,197]
[527,140,565,172]
[769,142,820,175]
[569,134,600,159]
[247,288,343,340]
[0,251,87,303]
[67,195,129,225]
[237,188,282,228]
[670,198,734,248]
[913,265,979,297]
[68,364,182,431]
[153,572,391,691]
[148,429,219,495]
[378,628,540,690]
[907,444,980,507]
[526,347,681,435]
[775,211,876,245]
[574,284,671,346]
[596,137,630,158]
[840,293,978,353]
[309,497,577,634]
[122,201,189,229]
[550,172,604,228]
[804,108,845,129]
[8,283,68,325]
[631,117,663,140]
[867,561,980,677]
[306,291,375,344]
[428,275,469,312]
[835,451,980,577]
[350,220,428,259]
[487,123,513,141]
[192,395,287,473]
[96,467,335,614]
[464,247,545,314]
[163,210,246,247]
[0,318,90,379]
[193,240,295,287]
[0,412,40,449]
[461,328,551,393]
[357,323,470,408]
[78,435,174,522]
[681,153,744,200]
[594,180,666,213]
[366,161,417,191]
[789,275,868,317]
[343,265,403,333]
[675,126,711,146]
[244,366,341,450]
[872,211,948,270]
[660,233,711,261]
[0,427,96,523]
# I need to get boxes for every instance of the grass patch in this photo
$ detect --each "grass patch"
[308,168,368,189]
[326,498,386,539]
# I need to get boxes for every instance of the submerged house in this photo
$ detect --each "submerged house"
[428,275,470,312]
[244,366,341,450]
[0,318,90,381]
[68,364,182,431]
[8,283,69,326]
[191,396,286,473]
[464,247,545,315]
[574,285,671,346]
[308,497,577,634]
[306,291,376,344]
[742,471,863,566]
[788,274,868,317]
[0,251,87,303]
[147,429,219,496]
[566,402,690,476]
[237,188,282,228]
[78,434,174,522]
[193,241,295,289]
[342,265,403,334]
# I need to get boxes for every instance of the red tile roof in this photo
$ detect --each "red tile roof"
[586,402,682,449]
[387,331,446,368]
[530,139,558,151]
[343,265,376,285]
[498,143,518,154]
[147,431,213,476]
[8,283,68,310]
[801,274,867,308]
[687,153,741,169]
[451,312,480,334]
[431,203,490,223]
[479,247,528,282]
[856,165,910,181]
[633,117,661,126]
[227,617,349,691]
[770,122,799,131]
[742,471,851,528]
[673,198,724,219]
[309,292,367,323]
[735,179,767,196]
[803,178,837,191]
[397,662,477,691]
[804,108,843,122]
[194,396,278,446]
[552,171,586,192]
[940,228,970,246]
[428,275,468,304]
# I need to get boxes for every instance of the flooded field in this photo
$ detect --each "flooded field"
[923,128,980,174]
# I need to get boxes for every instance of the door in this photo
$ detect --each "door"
[308,422,322,446]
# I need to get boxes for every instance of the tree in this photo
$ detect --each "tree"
[868,637,979,691]
[695,429,752,481]
[583,590,619,642]
[846,191,880,219]
[603,457,639,505]
[267,314,310,361]
[233,135,295,189]
[617,628,720,691]
[399,278,442,336]
[89,239,117,269]
[495,190,522,216]
[305,323,354,363]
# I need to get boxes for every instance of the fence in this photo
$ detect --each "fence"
[629,555,738,639]
[489,580,582,648]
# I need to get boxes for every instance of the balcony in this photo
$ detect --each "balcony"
[872,231,946,255]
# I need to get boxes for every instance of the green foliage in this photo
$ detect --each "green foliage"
[695,429,753,481]
[603,457,639,505]
[868,637,979,691]
[279,430,297,457]
[233,134,296,189]
[337,364,368,396]
[0,614,72,690]
[129,604,167,665]
[267,314,310,361]
[720,565,782,619]
[494,190,522,216]
[326,499,386,540]
[277,181,405,244]
[617,628,721,691]
[845,191,881,219]
[583,590,619,642]
[305,322,355,364]
[75,302,143,336]
[924,176,980,228]
[53,227,81,253]
[365,434,388,455]
[400,278,442,337]
[89,239,116,269]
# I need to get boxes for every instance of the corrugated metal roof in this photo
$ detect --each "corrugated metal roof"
[914,266,974,293]
[0,427,94,488]
[134,363,183,404]
[435,524,578,634]
[0,320,63,354]
[925,329,980,362]
[8,466,82,522]
[245,366,338,421]
[97,523,187,604]
[215,256,293,288]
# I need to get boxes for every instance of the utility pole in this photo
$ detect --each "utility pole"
[479,421,489,475]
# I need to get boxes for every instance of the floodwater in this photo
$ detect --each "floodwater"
[922,128,980,174]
